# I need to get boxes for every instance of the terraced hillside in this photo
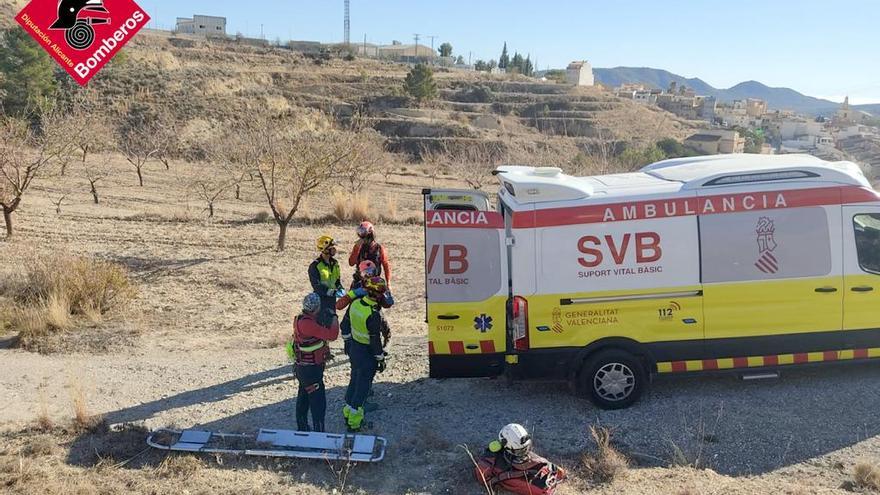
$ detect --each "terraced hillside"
[80,29,699,164]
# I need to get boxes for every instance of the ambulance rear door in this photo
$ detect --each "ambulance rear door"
[423,189,509,378]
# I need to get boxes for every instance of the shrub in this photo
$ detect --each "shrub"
[3,254,136,350]
[854,462,880,491]
[404,64,438,103]
[581,425,628,483]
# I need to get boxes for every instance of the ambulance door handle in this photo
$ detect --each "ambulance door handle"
[437,314,460,320]
[814,287,838,293]
[851,286,874,293]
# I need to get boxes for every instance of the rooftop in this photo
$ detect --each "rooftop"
[495,154,871,207]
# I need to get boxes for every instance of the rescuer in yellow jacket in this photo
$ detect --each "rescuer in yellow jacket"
[340,276,388,432]
[308,235,344,327]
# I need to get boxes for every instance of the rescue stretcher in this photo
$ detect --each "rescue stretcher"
[146,428,387,463]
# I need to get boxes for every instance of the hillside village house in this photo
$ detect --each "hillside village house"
[685,129,745,154]
[566,61,594,86]
[175,15,226,36]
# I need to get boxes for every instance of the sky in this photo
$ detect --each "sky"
[143,0,880,104]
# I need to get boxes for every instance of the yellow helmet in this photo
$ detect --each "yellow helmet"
[316,235,337,252]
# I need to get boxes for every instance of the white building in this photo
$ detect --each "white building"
[176,15,227,36]
[565,61,594,86]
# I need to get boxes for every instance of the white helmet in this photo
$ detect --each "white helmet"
[498,423,532,462]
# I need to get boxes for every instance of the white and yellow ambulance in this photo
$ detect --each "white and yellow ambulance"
[423,154,880,408]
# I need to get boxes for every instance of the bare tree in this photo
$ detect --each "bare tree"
[443,145,504,190]
[69,89,112,166]
[0,105,68,238]
[340,129,385,192]
[50,193,66,215]
[82,154,112,204]
[186,164,232,218]
[115,103,174,186]
[235,117,360,251]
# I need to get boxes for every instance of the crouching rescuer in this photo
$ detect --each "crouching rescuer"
[474,424,567,495]
[287,293,339,432]
[341,276,389,432]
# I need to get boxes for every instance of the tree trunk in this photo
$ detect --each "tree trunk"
[3,207,11,238]
[90,181,99,204]
[136,166,144,187]
[208,202,214,218]
[235,184,241,200]
[276,221,288,251]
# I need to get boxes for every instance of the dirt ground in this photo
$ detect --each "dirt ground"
[2,154,880,494]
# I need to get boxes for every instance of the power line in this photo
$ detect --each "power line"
[427,35,438,62]
[413,33,420,59]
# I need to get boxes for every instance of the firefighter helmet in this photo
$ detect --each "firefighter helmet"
[358,260,377,277]
[498,423,532,463]
[362,276,387,295]
[302,293,321,314]
[356,221,374,238]
[316,235,337,252]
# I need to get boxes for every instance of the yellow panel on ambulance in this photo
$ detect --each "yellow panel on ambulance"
[423,189,508,378]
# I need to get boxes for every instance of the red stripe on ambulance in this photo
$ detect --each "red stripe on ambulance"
[512,185,880,228]
[425,210,504,229]
[480,340,496,353]
[448,341,465,354]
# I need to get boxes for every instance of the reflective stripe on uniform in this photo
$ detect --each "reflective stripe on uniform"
[350,298,377,345]
[298,341,325,352]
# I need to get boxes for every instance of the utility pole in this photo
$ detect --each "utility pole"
[260,24,264,39]
[363,33,367,57]
[413,33,420,60]
[427,35,438,63]
[469,51,472,66]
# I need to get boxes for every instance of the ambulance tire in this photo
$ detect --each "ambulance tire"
[580,350,647,410]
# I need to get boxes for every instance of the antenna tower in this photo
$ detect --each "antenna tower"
[344,0,351,45]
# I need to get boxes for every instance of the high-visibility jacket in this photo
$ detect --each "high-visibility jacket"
[341,297,383,355]
[308,257,342,294]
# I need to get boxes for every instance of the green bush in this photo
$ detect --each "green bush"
[403,64,438,103]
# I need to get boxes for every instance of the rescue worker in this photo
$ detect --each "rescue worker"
[309,235,345,327]
[340,276,388,432]
[288,293,339,433]
[474,423,567,495]
[348,221,392,291]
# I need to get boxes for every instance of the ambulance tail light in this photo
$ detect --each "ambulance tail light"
[512,296,529,351]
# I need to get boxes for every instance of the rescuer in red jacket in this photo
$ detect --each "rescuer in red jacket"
[348,221,392,290]
[289,292,339,432]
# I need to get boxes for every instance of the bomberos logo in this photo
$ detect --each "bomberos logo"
[16,0,150,85]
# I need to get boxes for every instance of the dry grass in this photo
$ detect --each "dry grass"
[2,254,136,352]
[21,436,56,457]
[350,192,371,222]
[581,425,628,484]
[330,191,374,222]
[155,454,204,479]
[70,378,102,432]
[35,391,53,431]
[853,462,880,491]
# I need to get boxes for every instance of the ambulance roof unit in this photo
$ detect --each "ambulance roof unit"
[495,154,870,208]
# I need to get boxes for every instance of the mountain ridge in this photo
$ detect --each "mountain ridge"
[593,67,875,117]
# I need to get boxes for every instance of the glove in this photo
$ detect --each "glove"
[383,290,395,307]
[325,288,336,297]
[352,287,367,298]
[375,353,387,373]
[343,337,351,356]
[334,288,346,298]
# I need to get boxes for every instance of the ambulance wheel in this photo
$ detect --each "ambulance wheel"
[580,350,646,410]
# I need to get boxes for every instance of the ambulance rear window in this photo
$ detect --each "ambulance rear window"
[434,204,477,211]
[854,214,880,274]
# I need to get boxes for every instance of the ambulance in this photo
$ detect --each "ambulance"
[423,154,880,409]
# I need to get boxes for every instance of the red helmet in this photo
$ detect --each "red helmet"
[356,221,374,238]
[363,276,387,295]
[358,260,377,277]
